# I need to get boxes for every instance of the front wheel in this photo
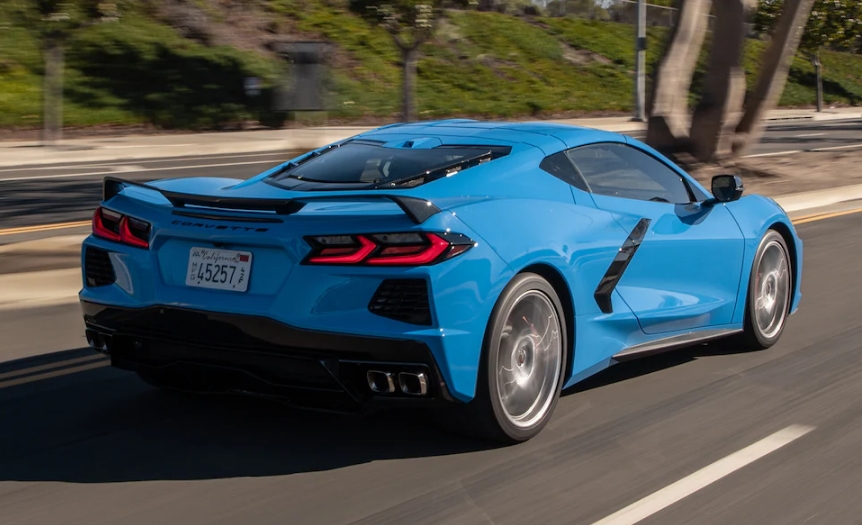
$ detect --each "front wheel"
[740,229,792,349]
[440,273,567,444]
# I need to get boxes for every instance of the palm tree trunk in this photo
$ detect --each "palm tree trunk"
[646,0,712,156]
[688,0,756,163]
[732,0,815,157]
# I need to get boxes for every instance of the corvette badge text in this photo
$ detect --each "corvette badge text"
[171,220,269,232]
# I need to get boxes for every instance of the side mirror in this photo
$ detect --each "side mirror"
[710,174,744,203]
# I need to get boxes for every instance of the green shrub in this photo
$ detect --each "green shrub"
[64,18,281,129]
[1,1,862,131]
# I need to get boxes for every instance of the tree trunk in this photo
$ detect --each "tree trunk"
[689,0,756,163]
[646,0,712,156]
[732,0,815,157]
[42,39,64,145]
[401,46,418,123]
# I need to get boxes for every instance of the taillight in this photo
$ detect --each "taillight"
[92,207,122,242]
[92,207,151,249]
[304,232,474,266]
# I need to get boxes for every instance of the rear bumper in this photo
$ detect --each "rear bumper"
[81,300,457,412]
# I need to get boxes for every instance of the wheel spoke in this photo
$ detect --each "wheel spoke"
[753,240,790,339]
[495,290,562,429]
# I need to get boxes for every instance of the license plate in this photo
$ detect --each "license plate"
[185,247,253,292]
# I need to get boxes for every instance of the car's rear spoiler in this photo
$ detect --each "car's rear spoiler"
[103,176,443,225]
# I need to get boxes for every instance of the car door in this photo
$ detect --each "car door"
[566,142,746,335]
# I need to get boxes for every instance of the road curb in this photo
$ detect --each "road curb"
[778,184,862,214]
[812,112,862,121]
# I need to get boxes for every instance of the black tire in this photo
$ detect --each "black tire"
[739,229,793,350]
[438,273,568,444]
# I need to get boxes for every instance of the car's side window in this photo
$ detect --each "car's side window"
[566,143,692,204]
[539,151,589,192]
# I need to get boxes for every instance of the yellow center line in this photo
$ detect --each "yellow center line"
[0,220,91,237]
[792,207,862,225]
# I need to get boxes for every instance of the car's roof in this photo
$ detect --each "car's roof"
[354,119,626,153]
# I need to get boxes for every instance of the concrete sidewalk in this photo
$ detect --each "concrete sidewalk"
[2,181,862,313]
[2,108,860,168]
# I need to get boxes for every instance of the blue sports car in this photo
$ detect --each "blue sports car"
[79,120,802,443]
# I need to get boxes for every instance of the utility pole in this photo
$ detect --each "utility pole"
[812,53,823,112]
[633,0,647,122]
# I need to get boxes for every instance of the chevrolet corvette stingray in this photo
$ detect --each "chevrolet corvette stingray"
[79,120,802,443]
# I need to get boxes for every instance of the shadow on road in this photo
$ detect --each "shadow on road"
[0,348,490,484]
[565,337,761,395]
[0,338,760,485]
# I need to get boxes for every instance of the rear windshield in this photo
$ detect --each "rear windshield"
[267,141,511,189]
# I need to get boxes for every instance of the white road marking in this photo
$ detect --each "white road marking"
[809,143,862,152]
[590,424,815,525]
[0,159,281,182]
[794,132,826,137]
[743,150,802,158]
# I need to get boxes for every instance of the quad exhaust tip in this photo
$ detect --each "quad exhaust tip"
[366,370,395,393]
[85,329,111,355]
[365,370,428,396]
[398,372,427,396]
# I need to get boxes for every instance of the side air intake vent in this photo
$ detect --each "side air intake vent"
[85,247,116,287]
[368,279,431,326]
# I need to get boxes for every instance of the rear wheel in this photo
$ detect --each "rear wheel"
[441,273,567,444]
[740,229,792,349]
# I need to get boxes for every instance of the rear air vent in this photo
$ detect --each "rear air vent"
[368,279,431,326]
[85,247,115,287]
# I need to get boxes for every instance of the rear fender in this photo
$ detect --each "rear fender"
[449,195,646,381]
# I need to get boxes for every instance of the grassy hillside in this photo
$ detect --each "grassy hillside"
[1,0,861,131]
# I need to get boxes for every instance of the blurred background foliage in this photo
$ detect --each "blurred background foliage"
[1,0,861,131]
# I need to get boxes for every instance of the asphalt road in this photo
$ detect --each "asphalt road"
[3,119,862,232]
[1,209,862,524]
